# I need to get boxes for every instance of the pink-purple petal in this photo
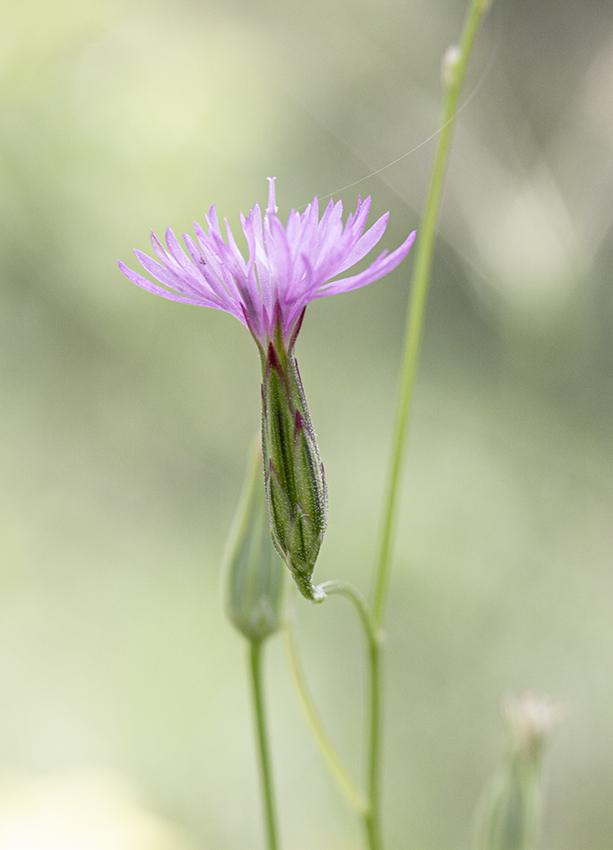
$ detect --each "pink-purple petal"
[118,181,415,347]
[317,230,416,297]
[336,212,390,273]
[133,250,204,299]
[118,261,217,307]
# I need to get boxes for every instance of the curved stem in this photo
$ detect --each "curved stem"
[318,581,377,647]
[249,640,280,850]
[284,602,368,816]
[317,582,382,850]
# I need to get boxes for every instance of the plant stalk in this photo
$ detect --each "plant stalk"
[367,3,492,848]
[372,0,491,629]
[249,640,280,850]
[318,582,382,850]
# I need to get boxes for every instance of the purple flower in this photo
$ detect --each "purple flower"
[119,179,415,600]
[118,178,416,349]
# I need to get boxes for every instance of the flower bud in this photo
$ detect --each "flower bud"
[442,44,462,88]
[225,437,285,642]
[474,693,561,850]
[260,330,328,601]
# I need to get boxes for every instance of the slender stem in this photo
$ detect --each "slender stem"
[372,0,491,630]
[319,581,377,646]
[319,582,382,850]
[284,604,368,816]
[365,3,491,848]
[249,640,280,850]
[364,637,381,850]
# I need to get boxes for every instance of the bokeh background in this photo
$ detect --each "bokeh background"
[1,0,613,847]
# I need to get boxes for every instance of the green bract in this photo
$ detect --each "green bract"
[260,327,328,601]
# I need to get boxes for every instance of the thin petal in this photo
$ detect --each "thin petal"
[133,250,205,299]
[316,230,416,297]
[335,212,390,274]
[118,260,221,308]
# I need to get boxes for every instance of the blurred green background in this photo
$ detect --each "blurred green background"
[1,0,613,847]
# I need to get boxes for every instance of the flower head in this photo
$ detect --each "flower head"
[118,178,416,349]
[119,180,415,600]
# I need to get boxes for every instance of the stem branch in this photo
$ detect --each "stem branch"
[284,603,368,816]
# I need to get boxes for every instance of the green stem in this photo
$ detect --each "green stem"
[364,638,381,850]
[284,602,368,816]
[319,581,377,646]
[249,640,280,850]
[319,582,382,850]
[366,2,491,847]
[372,0,491,630]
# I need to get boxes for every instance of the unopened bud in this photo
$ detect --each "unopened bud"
[225,437,285,642]
[260,335,328,601]
[442,45,462,88]
[504,692,562,762]
[474,693,561,850]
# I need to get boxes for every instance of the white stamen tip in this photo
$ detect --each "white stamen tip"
[266,176,278,215]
